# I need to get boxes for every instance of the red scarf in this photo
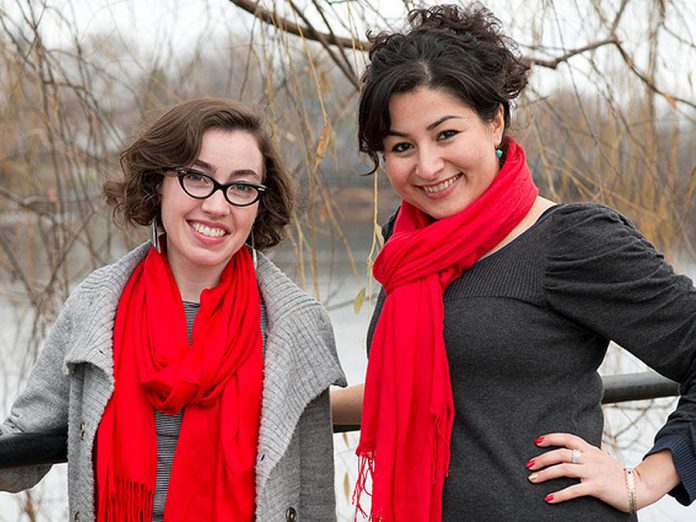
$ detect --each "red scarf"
[354,139,538,521]
[96,245,263,522]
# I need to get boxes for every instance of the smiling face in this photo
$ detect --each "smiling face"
[382,87,504,220]
[160,128,262,284]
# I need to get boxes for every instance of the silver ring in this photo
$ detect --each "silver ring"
[570,449,582,464]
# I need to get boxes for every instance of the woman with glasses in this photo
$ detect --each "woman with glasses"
[0,98,346,522]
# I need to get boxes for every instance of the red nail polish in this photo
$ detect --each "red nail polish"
[535,436,544,444]
[544,494,554,502]
[525,459,535,469]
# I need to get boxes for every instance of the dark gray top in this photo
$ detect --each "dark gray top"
[368,203,696,521]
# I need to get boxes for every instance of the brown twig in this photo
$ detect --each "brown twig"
[228,0,362,90]
[286,0,358,81]
[612,38,696,110]
[527,37,618,69]
[228,0,367,49]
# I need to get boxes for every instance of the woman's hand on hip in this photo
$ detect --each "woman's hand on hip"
[526,432,679,512]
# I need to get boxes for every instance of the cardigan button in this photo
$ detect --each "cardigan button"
[79,422,86,441]
[74,511,81,521]
[286,506,297,521]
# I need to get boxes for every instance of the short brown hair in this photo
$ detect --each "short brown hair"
[104,97,295,250]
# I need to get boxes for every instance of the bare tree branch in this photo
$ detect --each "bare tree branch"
[527,37,618,69]
[228,1,694,113]
[524,33,696,113]
[611,0,631,34]
[612,38,696,111]
[285,0,359,89]
[229,0,366,47]
[309,0,357,79]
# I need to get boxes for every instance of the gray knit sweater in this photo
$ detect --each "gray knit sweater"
[0,242,347,522]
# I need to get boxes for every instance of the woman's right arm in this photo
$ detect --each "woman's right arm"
[0,302,73,491]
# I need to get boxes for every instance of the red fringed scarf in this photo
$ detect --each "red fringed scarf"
[354,139,538,521]
[96,245,263,522]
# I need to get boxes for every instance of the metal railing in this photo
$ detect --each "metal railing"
[601,371,679,404]
[0,371,680,468]
[333,371,680,433]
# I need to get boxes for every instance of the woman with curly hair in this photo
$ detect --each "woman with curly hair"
[332,4,696,520]
[1,97,345,522]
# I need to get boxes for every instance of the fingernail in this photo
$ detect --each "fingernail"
[525,459,535,469]
[528,473,539,482]
[544,494,554,502]
[534,436,544,444]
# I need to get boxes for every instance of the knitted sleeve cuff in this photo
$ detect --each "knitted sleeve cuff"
[646,432,696,505]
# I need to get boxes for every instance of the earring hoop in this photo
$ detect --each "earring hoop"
[151,218,162,254]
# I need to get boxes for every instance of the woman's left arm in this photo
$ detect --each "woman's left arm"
[528,433,680,511]
[539,205,696,509]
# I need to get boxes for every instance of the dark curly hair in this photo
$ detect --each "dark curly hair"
[358,3,530,173]
[104,97,295,250]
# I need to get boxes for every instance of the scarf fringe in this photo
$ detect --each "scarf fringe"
[433,412,451,485]
[352,454,375,521]
[430,413,451,520]
[100,477,153,522]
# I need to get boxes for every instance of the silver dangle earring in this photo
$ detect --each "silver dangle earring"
[249,229,258,269]
[151,218,162,254]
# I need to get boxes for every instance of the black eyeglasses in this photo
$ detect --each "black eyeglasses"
[162,167,266,207]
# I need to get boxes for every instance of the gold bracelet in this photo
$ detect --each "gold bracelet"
[624,467,637,513]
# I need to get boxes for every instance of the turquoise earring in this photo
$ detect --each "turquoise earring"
[496,149,503,159]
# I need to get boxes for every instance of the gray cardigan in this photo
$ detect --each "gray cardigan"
[0,242,346,522]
